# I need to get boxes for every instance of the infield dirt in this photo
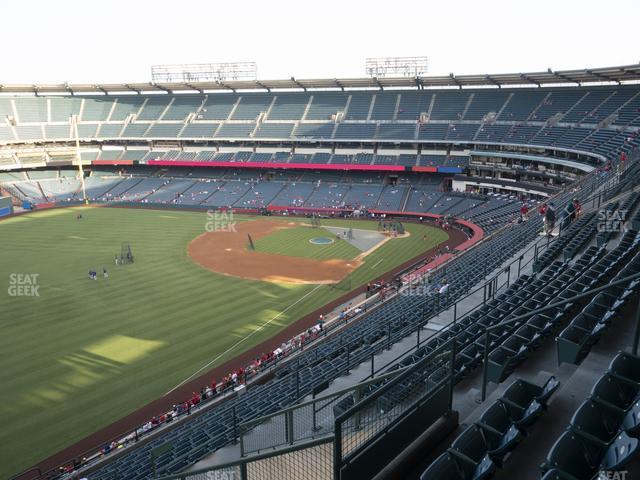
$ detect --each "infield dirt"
[188,219,361,284]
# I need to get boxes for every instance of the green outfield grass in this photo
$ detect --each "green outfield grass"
[252,225,362,259]
[0,207,447,478]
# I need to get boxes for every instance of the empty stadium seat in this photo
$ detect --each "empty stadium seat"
[608,351,640,387]
[591,374,640,413]
[570,399,625,445]
[420,450,495,480]
[476,401,524,459]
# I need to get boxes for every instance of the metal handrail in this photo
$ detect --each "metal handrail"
[238,362,413,433]
[335,339,455,424]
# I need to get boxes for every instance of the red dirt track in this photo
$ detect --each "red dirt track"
[27,219,470,478]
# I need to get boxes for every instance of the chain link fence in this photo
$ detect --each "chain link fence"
[238,368,405,455]
[246,440,332,480]
[335,340,454,464]
[158,438,332,480]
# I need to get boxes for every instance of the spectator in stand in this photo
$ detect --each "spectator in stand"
[564,198,577,228]
[519,203,529,222]
[438,279,449,295]
[544,203,556,236]
[538,202,548,217]
[573,198,582,220]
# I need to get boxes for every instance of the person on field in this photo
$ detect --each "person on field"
[103,268,108,279]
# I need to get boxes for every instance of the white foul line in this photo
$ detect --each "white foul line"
[370,258,384,270]
[163,283,324,397]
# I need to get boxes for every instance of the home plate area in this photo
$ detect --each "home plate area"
[322,226,388,252]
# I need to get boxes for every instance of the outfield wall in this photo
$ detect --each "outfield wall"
[0,196,13,218]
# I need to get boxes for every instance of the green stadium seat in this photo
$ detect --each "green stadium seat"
[502,376,560,407]
[540,467,581,480]
[448,448,497,480]
[450,425,493,464]
[608,351,640,387]
[570,399,624,445]
[476,402,523,459]
[541,430,601,479]
[499,398,543,428]
[420,450,494,480]
[591,374,640,413]
[621,401,640,436]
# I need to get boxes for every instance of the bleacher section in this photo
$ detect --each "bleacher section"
[0,88,638,171]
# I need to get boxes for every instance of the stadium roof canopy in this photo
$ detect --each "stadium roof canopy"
[1,64,639,95]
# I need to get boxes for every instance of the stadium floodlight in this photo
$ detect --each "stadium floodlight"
[151,62,258,83]
[70,114,88,204]
[365,56,429,78]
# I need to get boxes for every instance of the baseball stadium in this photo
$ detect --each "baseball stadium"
[3,4,640,480]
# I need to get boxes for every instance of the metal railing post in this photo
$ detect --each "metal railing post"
[354,386,362,430]
[233,406,238,442]
[286,409,294,445]
[633,294,640,356]
[449,339,456,409]
[312,399,319,432]
[518,255,522,277]
[334,421,343,480]
[371,352,375,377]
[481,331,490,402]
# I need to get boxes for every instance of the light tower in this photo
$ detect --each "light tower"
[70,114,88,204]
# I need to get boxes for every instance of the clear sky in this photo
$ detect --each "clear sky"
[3,0,639,84]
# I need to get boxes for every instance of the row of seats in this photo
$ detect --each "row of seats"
[541,352,640,479]
[595,201,621,246]
[421,376,560,480]
[486,247,604,383]
[533,213,596,272]
[4,87,640,124]
[3,119,638,158]
[557,233,640,364]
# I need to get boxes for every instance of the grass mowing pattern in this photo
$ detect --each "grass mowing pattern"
[0,207,447,478]
[252,226,362,259]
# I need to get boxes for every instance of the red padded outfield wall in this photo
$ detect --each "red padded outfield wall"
[146,160,406,172]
